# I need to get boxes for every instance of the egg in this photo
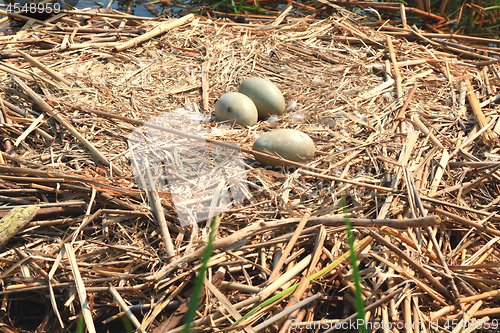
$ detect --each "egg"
[252,129,315,166]
[238,77,285,118]
[214,92,258,127]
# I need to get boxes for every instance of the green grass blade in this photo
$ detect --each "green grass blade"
[121,315,134,333]
[75,315,85,333]
[182,216,218,333]
[230,0,238,13]
[237,0,243,14]
[342,195,368,333]
[235,5,271,13]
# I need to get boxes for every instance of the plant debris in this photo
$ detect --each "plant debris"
[1,5,500,332]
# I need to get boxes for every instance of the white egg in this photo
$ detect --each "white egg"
[238,77,285,118]
[252,129,315,166]
[214,92,258,127]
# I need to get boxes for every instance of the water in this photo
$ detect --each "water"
[0,0,182,19]
[1,0,498,36]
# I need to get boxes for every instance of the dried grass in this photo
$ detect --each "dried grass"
[0,6,500,332]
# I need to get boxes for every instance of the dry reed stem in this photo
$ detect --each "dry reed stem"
[109,286,144,332]
[386,35,403,100]
[113,14,194,52]
[465,79,498,147]
[64,243,96,333]
[17,50,71,86]
[267,212,310,282]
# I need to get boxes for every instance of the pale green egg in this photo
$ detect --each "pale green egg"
[238,77,285,118]
[252,129,315,166]
[214,92,258,127]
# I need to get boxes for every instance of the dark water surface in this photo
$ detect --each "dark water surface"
[0,0,176,17]
[0,0,472,19]
[0,0,498,37]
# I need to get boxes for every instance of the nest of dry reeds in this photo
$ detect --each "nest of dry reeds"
[0,5,500,333]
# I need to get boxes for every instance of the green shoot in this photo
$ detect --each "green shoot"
[121,315,134,333]
[75,315,85,333]
[342,195,368,333]
[182,215,219,333]
[237,0,243,14]
[230,0,238,13]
